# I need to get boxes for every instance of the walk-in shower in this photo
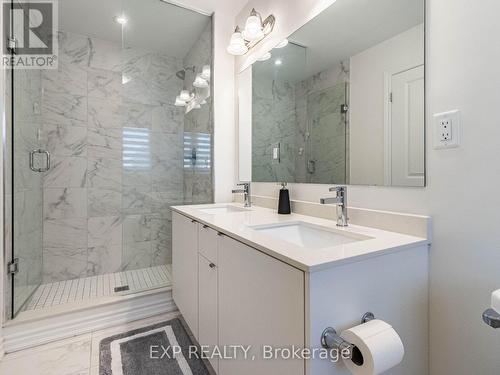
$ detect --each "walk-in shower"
[3,0,213,319]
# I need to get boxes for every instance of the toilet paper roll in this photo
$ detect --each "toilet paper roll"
[340,319,404,375]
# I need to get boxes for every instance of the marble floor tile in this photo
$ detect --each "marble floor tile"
[0,333,91,375]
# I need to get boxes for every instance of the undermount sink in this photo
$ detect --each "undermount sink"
[198,205,250,215]
[249,221,370,249]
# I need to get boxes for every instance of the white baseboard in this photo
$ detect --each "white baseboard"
[3,289,176,353]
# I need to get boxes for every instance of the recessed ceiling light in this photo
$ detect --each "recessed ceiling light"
[275,58,283,66]
[114,15,127,25]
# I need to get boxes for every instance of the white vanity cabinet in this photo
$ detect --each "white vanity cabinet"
[172,213,199,337]
[172,212,305,375]
[218,234,305,375]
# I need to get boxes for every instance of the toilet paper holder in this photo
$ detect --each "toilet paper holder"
[321,312,375,363]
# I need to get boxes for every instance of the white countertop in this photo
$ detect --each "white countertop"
[171,203,430,273]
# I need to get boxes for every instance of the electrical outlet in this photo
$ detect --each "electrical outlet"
[434,110,460,149]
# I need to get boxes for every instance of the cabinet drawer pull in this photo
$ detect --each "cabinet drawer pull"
[203,225,209,229]
[209,263,216,269]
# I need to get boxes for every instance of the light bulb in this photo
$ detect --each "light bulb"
[113,15,127,25]
[175,96,186,107]
[275,58,283,66]
[180,90,191,101]
[201,65,211,80]
[193,74,209,88]
[257,52,271,61]
[227,31,248,55]
[242,13,264,41]
[275,39,288,49]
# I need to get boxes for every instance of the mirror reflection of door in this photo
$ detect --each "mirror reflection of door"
[388,65,425,186]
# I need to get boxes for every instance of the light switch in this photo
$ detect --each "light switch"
[272,143,280,161]
[433,110,460,149]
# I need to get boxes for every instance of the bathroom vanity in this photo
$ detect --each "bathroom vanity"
[172,203,430,375]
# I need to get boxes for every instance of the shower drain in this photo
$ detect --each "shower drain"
[114,285,130,292]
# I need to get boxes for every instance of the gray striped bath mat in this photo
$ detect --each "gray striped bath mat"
[99,318,211,375]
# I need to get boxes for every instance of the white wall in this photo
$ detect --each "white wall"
[350,24,424,185]
[238,0,500,374]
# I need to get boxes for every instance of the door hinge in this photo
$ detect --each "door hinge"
[389,93,393,103]
[341,104,349,114]
[7,37,17,53]
[8,258,19,275]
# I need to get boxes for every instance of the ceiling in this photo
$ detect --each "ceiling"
[254,0,424,82]
[59,0,211,58]
[291,0,424,77]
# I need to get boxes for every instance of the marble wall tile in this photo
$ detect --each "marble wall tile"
[42,61,87,96]
[88,68,121,99]
[150,132,183,161]
[43,218,87,249]
[149,53,182,105]
[88,97,122,129]
[44,156,87,188]
[43,247,88,283]
[123,170,152,187]
[58,31,90,67]
[44,123,87,157]
[89,37,122,72]
[122,241,152,271]
[42,91,87,127]
[87,127,122,159]
[87,244,122,276]
[88,216,122,247]
[121,100,152,129]
[152,104,183,133]
[123,214,151,244]
[44,188,87,219]
[87,157,122,189]
[123,186,152,215]
[87,188,122,217]
[122,51,152,105]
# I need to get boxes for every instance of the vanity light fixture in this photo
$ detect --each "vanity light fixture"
[227,8,276,56]
[257,52,272,61]
[174,66,211,112]
[227,27,248,56]
[179,90,191,102]
[113,15,127,25]
[193,74,209,88]
[175,96,187,107]
[274,39,289,49]
[200,65,211,80]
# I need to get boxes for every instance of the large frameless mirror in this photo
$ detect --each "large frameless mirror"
[244,0,425,187]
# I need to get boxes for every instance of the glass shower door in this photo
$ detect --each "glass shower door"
[9,58,45,317]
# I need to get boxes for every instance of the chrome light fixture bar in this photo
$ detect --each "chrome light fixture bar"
[227,8,276,56]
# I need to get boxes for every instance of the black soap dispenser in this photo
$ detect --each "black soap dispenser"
[278,182,291,215]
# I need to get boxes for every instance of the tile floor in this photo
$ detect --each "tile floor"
[0,311,181,375]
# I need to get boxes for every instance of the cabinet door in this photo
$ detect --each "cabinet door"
[172,212,199,337]
[218,235,305,375]
[199,254,219,372]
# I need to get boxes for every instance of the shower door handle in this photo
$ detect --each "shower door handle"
[30,149,51,172]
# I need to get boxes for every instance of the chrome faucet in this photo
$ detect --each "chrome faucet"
[320,186,348,227]
[232,182,251,207]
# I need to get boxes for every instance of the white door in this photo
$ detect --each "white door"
[390,65,425,186]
